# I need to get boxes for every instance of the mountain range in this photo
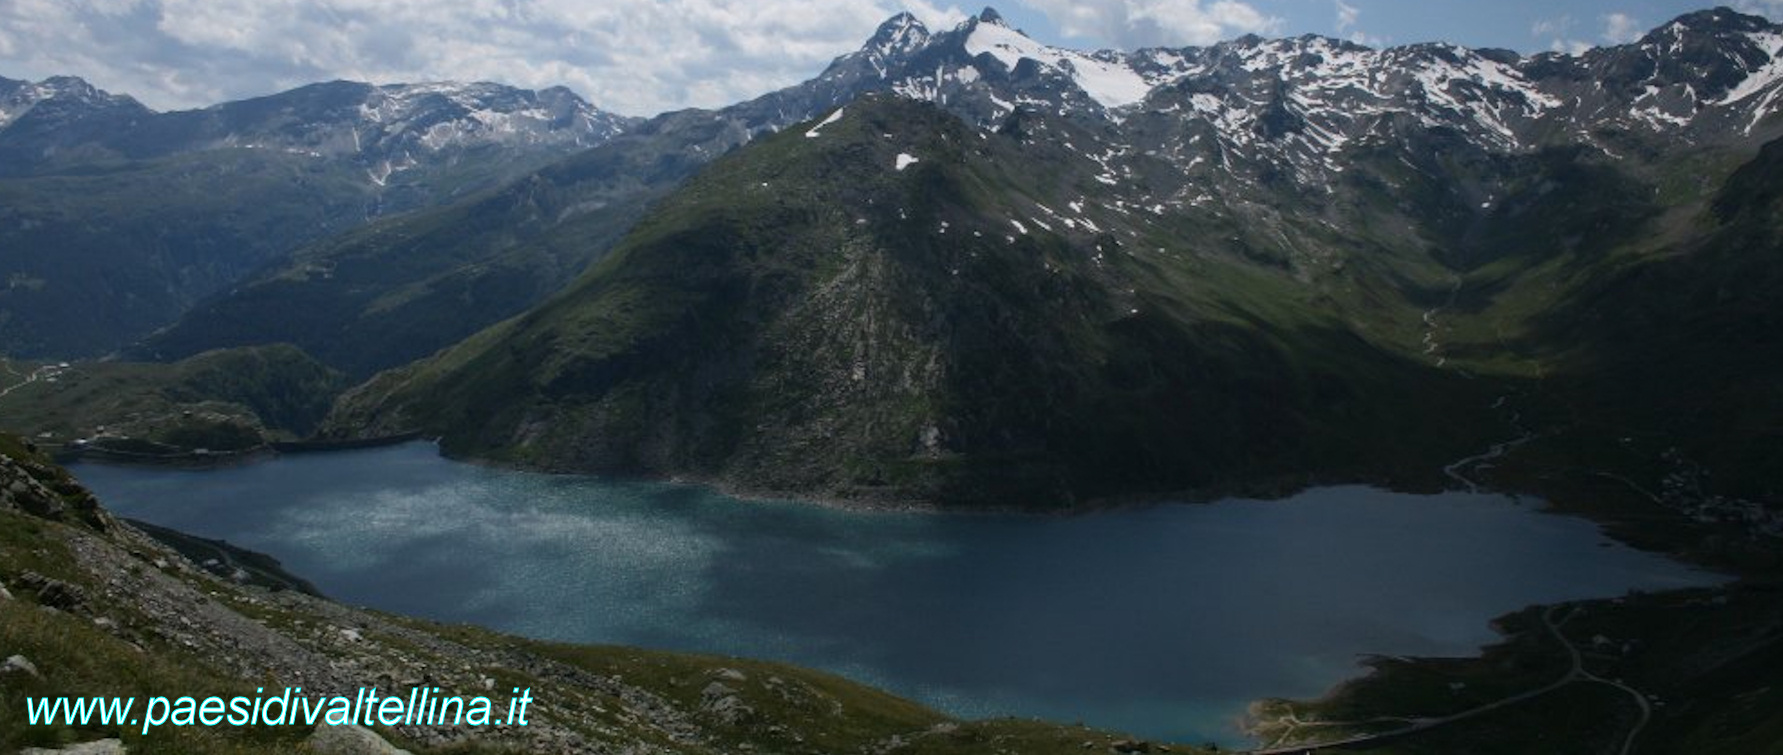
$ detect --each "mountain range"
[135,7,1783,374]
[4,7,1781,513]
[0,75,633,356]
[315,7,1783,510]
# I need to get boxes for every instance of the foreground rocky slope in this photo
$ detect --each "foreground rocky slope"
[0,437,1197,754]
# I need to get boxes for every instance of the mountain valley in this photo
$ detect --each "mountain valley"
[2,6,1782,754]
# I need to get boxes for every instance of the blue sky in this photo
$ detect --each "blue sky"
[0,1,1777,117]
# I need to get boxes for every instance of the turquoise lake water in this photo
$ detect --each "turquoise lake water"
[71,442,1719,744]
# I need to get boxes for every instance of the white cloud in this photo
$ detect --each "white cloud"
[1330,0,1381,47]
[1601,12,1643,45]
[1531,15,1592,57]
[1334,0,1360,33]
[903,0,970,29]
[1549,38,1594,56]
[0,0,970,117]
[1016,0,1280,49]
[1530,16,1570,37]
[1735,0,1783,18]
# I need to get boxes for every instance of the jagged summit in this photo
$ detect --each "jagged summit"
[803,4,1783,163]
[874,11,925,34]
[1662,6,1773,34]
[867,11,930,54]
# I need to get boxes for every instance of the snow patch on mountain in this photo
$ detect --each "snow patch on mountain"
[965,19,1152,109]
[806,107,845,137]
[1717,32,1783,106]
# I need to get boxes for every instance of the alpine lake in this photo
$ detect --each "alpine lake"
[70,441,1720,746]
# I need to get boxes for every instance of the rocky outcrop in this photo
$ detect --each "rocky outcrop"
[0,448,110,530]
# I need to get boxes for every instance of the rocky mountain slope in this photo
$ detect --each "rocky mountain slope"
[321,94,1501,506]
[312,8,1783,512]
[0,76,634,357]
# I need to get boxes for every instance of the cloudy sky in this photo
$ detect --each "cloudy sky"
[2,0,1777,117]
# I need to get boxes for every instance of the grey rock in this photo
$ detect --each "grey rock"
[17,571,85,611]
[700,681,755,725]
[2,654,41,678]
[306,723,414,755]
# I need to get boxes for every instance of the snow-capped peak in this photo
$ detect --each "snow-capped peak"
[0,75,150,129]
[962,14,1155,109]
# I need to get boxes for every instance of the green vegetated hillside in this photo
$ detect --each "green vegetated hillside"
[323,96,1507,507]
[0,151,370,357]
[1510,136,1783,503]
[321,94,1783,513]
[132,112,748,379]
[0,435,1204,754]
[0,345,347,456]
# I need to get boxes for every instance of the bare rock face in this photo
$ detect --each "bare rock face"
[0,453,109,530]
[2,457,66,518]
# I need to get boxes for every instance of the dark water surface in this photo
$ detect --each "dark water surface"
[71,442,1718,744]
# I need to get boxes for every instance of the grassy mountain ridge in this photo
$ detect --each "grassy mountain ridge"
[317,92,1783,516]
[324,96,1506,507]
